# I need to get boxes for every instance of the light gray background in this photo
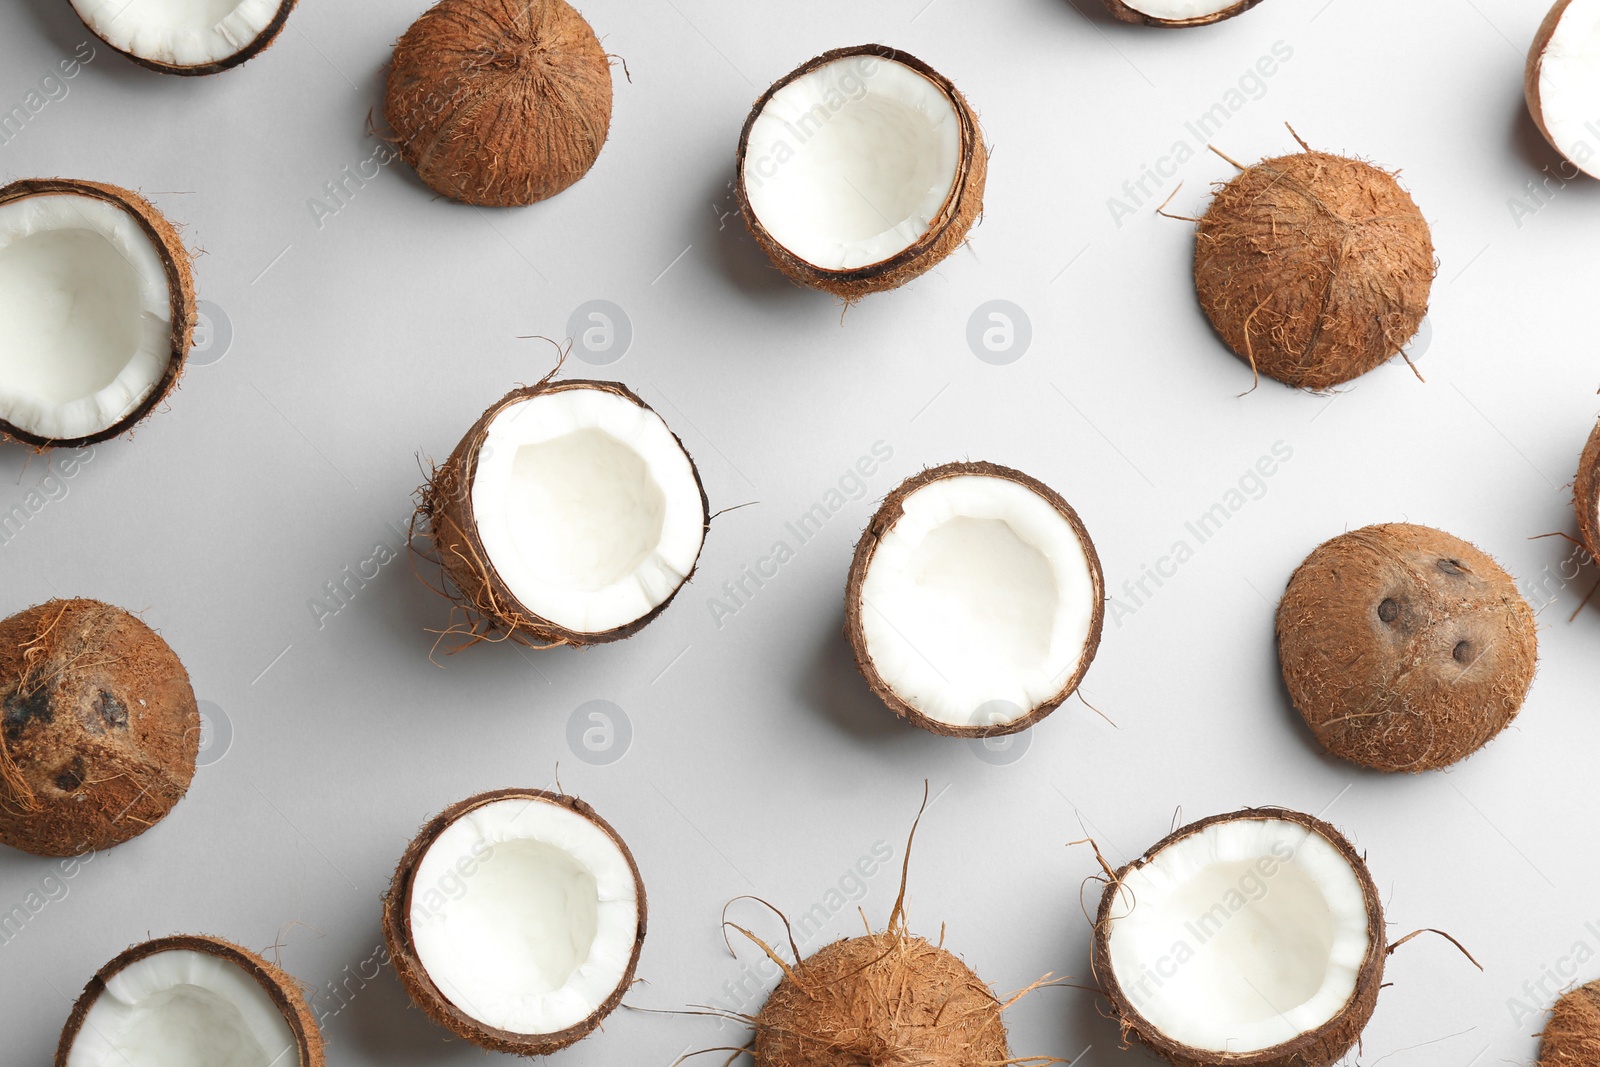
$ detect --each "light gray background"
[1,0,1596,1063]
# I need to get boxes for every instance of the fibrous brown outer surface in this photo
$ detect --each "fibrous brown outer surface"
[0,178,195,448]
[1092,808,1386,1067]
[1195,151,1435,391]
[1575,418,1600,558]
[70,0,299,75]
[1277,524,1537,773]
[753,931,1009,1067]
[844,460,1105,738]
[1525,0,1576,158]
[381,787,647,1056]
[386,0,612,206]
[1104,0,1266,27]
[1539,979,1600,1066]
[418,378,709,648]
[736,45,987,300]
[55,934,325,1066]
[0,599,198,857]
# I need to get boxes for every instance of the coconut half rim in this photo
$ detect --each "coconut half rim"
[55,935,324,1067]
[845,461,1105,738]
[0,179,194,448]
[383,788,647,1056]
[1093,808,1385,1066]
[735,44,987,298]
[1578,418,1600,557]
[1104,0,1265,26]
[69,0,299,75]
[1527,0,1600,178]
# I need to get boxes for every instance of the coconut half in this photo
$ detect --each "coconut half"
[69,0,298,75]
[0,180,194,448]
[736,45,987,299]
[383,788,646,1056]
[1104,0,1265,27]
[1576,417,1600,557]
[1094,808,1385,1067]
[1528,0,1600,178]
[845,461,1105,738]
[419,378,708,648]
[56,935,324,1067]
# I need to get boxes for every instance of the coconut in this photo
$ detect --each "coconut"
[845,461,1104,738]
[383,788,646,1056]
[69,0,298,75]
[0,178,195,448]
[1540,979,1600,1065]
[736,45,987,299]
[55,934,324,1067]
[1093,808,1386,1067]
[0,599,198,857]
[1527,0,1600,179]
[1194,145,1435,391]
[417,377,709,650]
[386,0,612,207]
[1576,417,1600,557]
[1277,524,1537,773]
[1104,0,1266,27]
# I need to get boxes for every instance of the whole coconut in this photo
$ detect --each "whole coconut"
[1541,979,1600,1065]
[0,599,198,856]
[386,0,612,207]
[1576,417,1600,558]
[1196,148,1435,391]
[1277,524,1536,772]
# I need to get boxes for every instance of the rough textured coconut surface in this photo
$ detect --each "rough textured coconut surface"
[0,599,198,856]
[736,45,987,300]
[1277,524,1537,772]
[386,0,612,207]
[753,931,1009,1067]
[0,178,195,449]
[69,0,299,76]
[1576,417,1600,558]
[1104,0,1265,27]
[1093,808,1386,1067]
[1539,979,1600,1065]
[1195,150,1434,391]
[55,934,325,1067]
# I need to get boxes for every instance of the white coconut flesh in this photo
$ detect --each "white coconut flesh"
[64,949,298,1067]
[1536,0,1600,177]
[857,474,1098,728]
[471,387,704,635]
[743,55,961,271]
[1104,818,1371,1053]
[1116,0,1241,18]
[409,797,639,1035]
[70,0,282,68]
[0,193,173,442]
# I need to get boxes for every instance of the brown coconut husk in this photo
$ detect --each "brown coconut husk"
[1540,979,1600,1065]
[1575,418,1600,558]
[1277,524,1537,773]
[70,0,298,75]
[382,787,647,1056]
[386,0,612,207]
[1194,145,1435,391]
[1103,0,1266,27]
[1526,0,1578,160]
[844,461,1105,739]
[0,179,194,449]
[0,599,198,857]
[735,45,988,300]
[1092,808,1387,1067]
[55,934,325,1066]
[415,376,708,652]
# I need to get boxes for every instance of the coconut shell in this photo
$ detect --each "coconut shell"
[1104,0,1266,27]
[0,599,198,857]
[1540,979,1600,1065]
[0,179,195,449]
[418,377,709,649]
[1093,808,1386,1067]
[1576,418,1600,558]
[753,930,1008,1067]
[1195,150,1435,391]
[70,0,299,76]
[55,934,325,1066]
[382,787,647,1056]
[1277,524,1537,773]
[386,0,612,207]
[736,45,987,300]
[1526,0,1578,161]
[844,460,1106,739]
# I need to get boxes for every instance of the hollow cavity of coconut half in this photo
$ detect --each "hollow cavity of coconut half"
[736,45,987,299]
[0,179,194,448]
[1576,417,1600,557]
[69,0,298,75]
[1094,809,1385,1067]
[1528,0,1600,178]
[420,378,708,648]
[1104,0,1266,27]
[56,935,324,1067]
[384,788,646,1055]
[845,461,1104,737]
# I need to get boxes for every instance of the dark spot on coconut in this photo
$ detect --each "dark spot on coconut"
[1378,598,1399,623]
[1437,558,1465,576]
[2,685,53,742]
[54,757,85,793]
[1453,640,1474,665]
[94,690,128,730]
